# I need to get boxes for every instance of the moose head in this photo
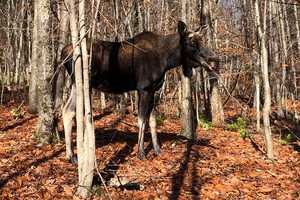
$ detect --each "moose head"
[178,21,220,77]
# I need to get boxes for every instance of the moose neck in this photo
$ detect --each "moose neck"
[160,33,183,71]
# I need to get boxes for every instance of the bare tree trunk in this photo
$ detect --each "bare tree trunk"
[145,2,151,31]
[254,0,274,159]
[210,73,224,126]
[15,0,25,85]
[54,1,69,111]
[66,0,85,192]
[208,0,224,126]
[294,5,300,54]
[134,0,144,112]
[26,0,32,83]
[35,0,55,144]
[28,0,39,114]
[66,0,95,197]
[113,0,119,39]
[254,68,261,131]
[77,0,95,197]
[5,1,12,86]
[198,0,210,117]
[180,0,195,140]
[100,92,106,109]
[293,4,300,99]
[135,1,143,33]
[278,1,288,116]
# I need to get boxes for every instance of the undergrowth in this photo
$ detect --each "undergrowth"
[227,117,248,139]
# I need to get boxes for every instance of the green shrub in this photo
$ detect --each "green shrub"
[227,117,249,139]
[156,113,166,126]
[199,115,212,130]
[280,132,296,145]
[10,108,25,119]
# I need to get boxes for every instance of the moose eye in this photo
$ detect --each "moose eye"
[189,39,199,48]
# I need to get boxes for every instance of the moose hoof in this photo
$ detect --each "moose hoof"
[138,151,146,160]
[154,148,161,156]
[67,156,78,164]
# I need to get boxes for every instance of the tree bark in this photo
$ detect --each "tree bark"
[28,0,40,114]
[54,1,69,111]
[210,72,224,126]
[66,0,85,191]
[35,0,55,144]
[207,0,224,126]
[180,0,195,140]
[254,0,274,159]
[254,68,261,131]
[278,1,288,116]
[14,0,25,85]
[66,0,95,197]
[77,0,95,197]
[294,5,300,54]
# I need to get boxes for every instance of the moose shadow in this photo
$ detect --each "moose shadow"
[92,118,200,188]
[93,116,217,200]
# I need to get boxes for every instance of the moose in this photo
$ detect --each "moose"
[60,21,220,163]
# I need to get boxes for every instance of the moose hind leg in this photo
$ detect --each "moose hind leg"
[137,91,154,159]
[137,116,146,159]
[149,110,160,155]
[62,84,76,163]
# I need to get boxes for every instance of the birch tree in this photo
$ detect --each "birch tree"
[66,0,95,197]
[254,0,274,159]
[54,1,69,111]
[78,0,96,196]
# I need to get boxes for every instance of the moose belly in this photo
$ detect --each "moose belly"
[92,78,136,94]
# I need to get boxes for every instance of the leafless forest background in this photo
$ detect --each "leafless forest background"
[0,0,300,199]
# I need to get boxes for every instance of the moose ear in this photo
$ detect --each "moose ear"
[195,25,208,35]
[178,21,187,36]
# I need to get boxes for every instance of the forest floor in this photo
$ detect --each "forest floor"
[0,102,299,200]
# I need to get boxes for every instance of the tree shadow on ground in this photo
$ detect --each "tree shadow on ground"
[270,111,300,153]
[93,125,199,188]
[91,113,217,196]
[168,139,215,200]
[93,128,136,186]
[0,116,35,132]
[93,109,114,121]
[249,137,265,155]
[0,147,64,189]
[291,143,300,152]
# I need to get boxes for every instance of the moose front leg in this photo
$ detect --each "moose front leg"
[137,91,154,159]
[62,84,77,163]
[149,109,160,155]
